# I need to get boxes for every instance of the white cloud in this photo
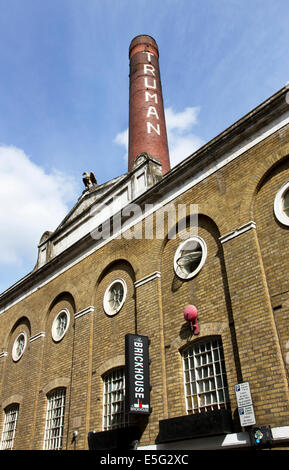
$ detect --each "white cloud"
[114,129,128,164]
[0,145,79,267]
[165,106,199,132]
[114,106,204,168]
[165,106,204,167]
[114,128,128,149]
[167,132,204,167]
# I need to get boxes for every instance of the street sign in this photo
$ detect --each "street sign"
[235,382,253,407]
[238,405,256,427]
[235,382,256,426]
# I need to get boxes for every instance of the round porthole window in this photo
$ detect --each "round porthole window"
[174,236,207,280]
[274,181,289,226]
[52,309,70,342]
[12,331,27,362]
[103,279,127,316]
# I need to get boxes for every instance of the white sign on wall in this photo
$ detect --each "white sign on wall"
[235,382,256,427]
[238,405,256,427]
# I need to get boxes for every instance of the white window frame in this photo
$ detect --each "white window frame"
[274,181,289,226]
[12,331,27,362]
[103,279,127,316]
[174,236,207,280]
[43,388,66,450]
[0,404,19,450]
[102,367,129,431]
[51,309,70,342]
[182,336,229,414]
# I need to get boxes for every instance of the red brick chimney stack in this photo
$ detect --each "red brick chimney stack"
[128,35,171,174]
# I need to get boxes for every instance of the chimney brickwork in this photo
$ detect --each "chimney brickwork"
[128,35,171,174]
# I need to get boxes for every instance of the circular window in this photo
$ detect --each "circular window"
[12,331,27,362]
[52,309,70,342]
[274,181,289,226]
[103,279,127,316]
[174,236,207,280]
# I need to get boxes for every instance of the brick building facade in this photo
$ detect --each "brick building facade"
[1,35,289,450]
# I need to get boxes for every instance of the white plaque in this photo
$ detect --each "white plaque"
[235,382,253,407]
[235,382,256,426]
[238,405,256,427]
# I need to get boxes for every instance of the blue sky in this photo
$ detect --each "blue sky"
[1,0,289,293]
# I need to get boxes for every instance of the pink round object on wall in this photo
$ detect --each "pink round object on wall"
[184,305,199,335]
[184,305,198,322]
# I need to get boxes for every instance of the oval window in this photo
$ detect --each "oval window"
[52,309,70,342]
[103,279,127,316]
[174,237,207,280]
[12,331,27,362]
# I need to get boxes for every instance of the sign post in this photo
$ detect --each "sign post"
[125,334,151,415]
[235,382,256,427]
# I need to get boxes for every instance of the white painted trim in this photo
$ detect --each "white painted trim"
[1,111,289,314]
[29,332,46,343]
[134,271,161,288]
[271,425,289,441]
[74,306,95,320]
[219,221,256,244]
[0,351,8,358]
[139,431,251,450]
[138,425,289,450]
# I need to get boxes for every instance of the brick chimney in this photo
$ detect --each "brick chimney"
[128,35,171,175]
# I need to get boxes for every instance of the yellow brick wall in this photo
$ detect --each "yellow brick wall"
[1,123,289,449]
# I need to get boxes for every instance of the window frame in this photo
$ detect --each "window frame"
[102,367,129,431]
[12,331,27,362]
[51,309,70,342]
[182,336,230,415]
[43,387,66,450]
[103,279,127,317]
[174,236,207,280]
[0,403,19,450]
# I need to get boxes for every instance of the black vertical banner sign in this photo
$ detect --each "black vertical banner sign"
[125,334,151,415]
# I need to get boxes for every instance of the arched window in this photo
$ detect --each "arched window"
[43,388,66,450]
[182,337,229,414]
[0,403,19,450]
[102,367,129,431]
